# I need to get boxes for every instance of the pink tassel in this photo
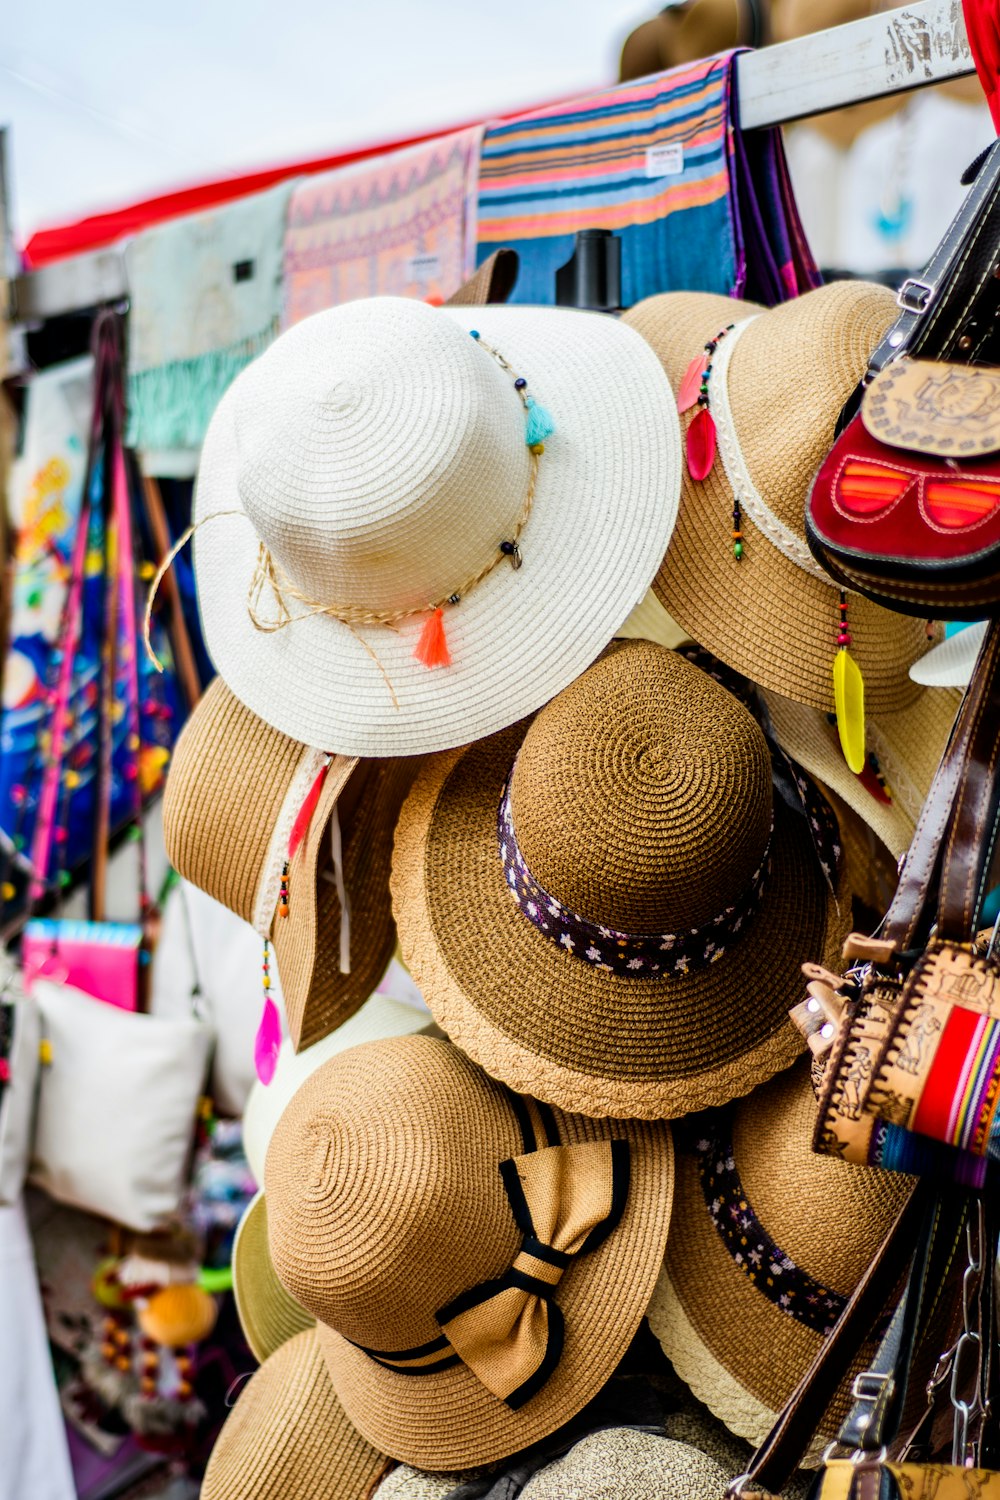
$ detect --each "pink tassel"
[686,408,717,482]
[677,355,705,414]
[413,607,452,668]
[254,997,281,1086]
[288,761,330,863]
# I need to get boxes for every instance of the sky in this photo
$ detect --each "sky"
[2,0,652,245]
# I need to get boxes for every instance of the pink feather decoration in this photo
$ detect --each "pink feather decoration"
[677,354,705,414]
[254,997,281,1086]
[686,408,717,482]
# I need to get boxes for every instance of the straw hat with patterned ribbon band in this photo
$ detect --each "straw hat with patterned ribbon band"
[392,640,848,1121]
[201,1327,391,1500]
[190,294,680,758]
[232,991,434,1364]
[622,283,939,753]
[759,682,961,861]
[162,676,420,1052]
[263,1034,673,1469]
[646,1060,913,1460]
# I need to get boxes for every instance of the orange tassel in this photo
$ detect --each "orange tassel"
[413,607,451,668]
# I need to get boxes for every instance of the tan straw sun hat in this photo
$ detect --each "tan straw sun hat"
[392,640,847,1121]
[163,676,419,1049]
[760,682,960,860]
[202,1327,389,1500]
[192,295,680,757]
[622,281,938,717]
[232,991,435,1363]
[647,1060,913,1458]
[264,1033,673,1469]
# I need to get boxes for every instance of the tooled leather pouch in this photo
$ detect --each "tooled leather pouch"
[806,360,1000,619]
[809,621,1000,1180]
[805,139,1000,618]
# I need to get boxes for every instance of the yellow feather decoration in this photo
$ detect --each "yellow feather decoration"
[833,648,866,774]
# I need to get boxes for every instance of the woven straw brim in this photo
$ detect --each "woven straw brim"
[391,721,848,1120]
[622,285,937,715]
[232,1192,314,1362]
[373,1469,460,1499]
[277,756,422,1049]
[202,1327,388,1500]
[910,622,986,688]
[647,1066,912,1455]
[316,1110,674,1470]
[194,304,680,757]
[521,1430,730,1499]
[761,684,960,859]
[163,677,407,1049]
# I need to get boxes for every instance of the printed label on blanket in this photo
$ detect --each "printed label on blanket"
[645,143,685,177]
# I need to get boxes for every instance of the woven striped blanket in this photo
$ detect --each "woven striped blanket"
[476,54,741,306]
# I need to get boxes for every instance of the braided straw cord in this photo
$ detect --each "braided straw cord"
[245,449,539,633]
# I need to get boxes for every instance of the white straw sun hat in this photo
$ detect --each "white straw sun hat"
[192,296,681,755]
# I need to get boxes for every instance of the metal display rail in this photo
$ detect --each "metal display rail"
[4,0,979,325]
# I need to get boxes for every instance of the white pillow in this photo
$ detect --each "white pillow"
[30,979,213,1231]
[151,880,275,1117]
[0,974,40,1206]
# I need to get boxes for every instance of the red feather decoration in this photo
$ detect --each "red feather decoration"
[686,408,717,482]
[288,761,330,863]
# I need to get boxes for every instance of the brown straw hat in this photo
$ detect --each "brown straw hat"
[392,641,847,1120]
[202,1327,389,1500]
[163,676,419,1048]
[759,683,960,860]
[264,1034,674,1469]
[622,282,938,716]
[647,1060,913,1458]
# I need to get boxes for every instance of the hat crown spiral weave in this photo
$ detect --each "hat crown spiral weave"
[265,1036,526,1349]
[733,1063,912,1295]
[232,297,529,615]
[508,641,772,933]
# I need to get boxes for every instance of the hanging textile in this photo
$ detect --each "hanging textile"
[124,181,294,455]
[281,126,483,327]
[0,329,183,917]
[476,51,819,307]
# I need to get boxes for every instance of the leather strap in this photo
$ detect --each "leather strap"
[836,138,1000,436]
[936,619,1000,939]
[730,1183,930,1498]
[881,620,1000,951]
[837,1185,969,1458]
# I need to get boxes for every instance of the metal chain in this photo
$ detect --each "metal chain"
[949,1197,986,1467]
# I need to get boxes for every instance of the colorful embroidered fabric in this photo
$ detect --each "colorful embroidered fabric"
[692,1121,847,1336]
[0,359,181,912]
[477,56,739,307]
[497,775,773,978]
[282,127,483,327]
[476,54,819,308]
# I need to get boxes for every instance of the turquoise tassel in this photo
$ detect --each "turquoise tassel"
[524,398,555,447]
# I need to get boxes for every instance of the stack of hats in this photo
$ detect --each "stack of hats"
[159,266,959,1497]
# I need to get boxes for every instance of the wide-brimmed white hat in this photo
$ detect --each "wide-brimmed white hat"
[909,621,986,689]
[193,297,680,755]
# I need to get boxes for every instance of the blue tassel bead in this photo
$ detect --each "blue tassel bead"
[524,398,555,446]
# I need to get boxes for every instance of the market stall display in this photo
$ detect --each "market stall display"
[5,6,1000,1496]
